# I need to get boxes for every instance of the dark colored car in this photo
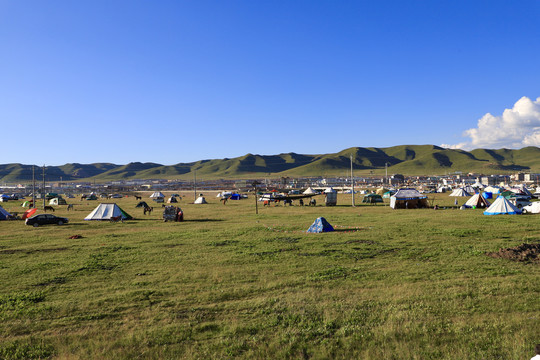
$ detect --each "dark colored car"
[25,214,69,227]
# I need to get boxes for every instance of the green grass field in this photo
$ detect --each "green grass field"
[0,193,538,359]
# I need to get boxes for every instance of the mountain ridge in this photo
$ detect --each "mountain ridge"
[1,145,539,182]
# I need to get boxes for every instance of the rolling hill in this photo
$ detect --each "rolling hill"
[1,145,540,183]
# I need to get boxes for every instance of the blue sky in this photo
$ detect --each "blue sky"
[2,1,540,165]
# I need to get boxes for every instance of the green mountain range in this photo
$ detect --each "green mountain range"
[2,145,539,183]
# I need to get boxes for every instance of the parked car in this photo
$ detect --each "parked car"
[508,196,531,209]
[25,214,69,227]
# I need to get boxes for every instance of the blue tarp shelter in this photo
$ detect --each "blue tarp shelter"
[306,217,334,233]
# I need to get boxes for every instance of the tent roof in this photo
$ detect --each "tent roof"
[306,217,334,233]
[0,205,11,220]
[464,193,491,208]
[449,188,472,197]
[391,188,426,200]
[484,196,521,215]
[85,203,132,220]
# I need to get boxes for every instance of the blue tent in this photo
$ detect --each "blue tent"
[306,217,334,233]
[229,194,241,200]
[482,192,493,199]
[0,205,12,220]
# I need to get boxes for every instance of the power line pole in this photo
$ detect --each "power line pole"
[32,165,35,209]
[42,165,46,209]
[350,154,355,207]
[193,168,197,201]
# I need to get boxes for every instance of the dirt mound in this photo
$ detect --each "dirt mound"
[486,243,540,263]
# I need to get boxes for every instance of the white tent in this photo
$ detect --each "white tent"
[464,193,491,208]
[390,189,429,209]
[303,187,318,195]
[194,196,207,204]
[484,186,501,194]
[449,188,471,197]
[462,185,476,194]
[472,181,484,189]
[149,192,165,198]
[84,203,132,220]
[483,196,521,215]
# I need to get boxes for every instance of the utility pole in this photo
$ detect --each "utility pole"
[42,165,46,209]
[252,180,260,215]
[350,154,355,207]
[385,162,389,186]
[193,168,197,201]
[32,165,36,209]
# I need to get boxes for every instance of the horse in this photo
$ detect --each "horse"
[43,206,55,212]
[135,196,142,201]
[80,195,87,201]
[143,206,153,215]
[67,204,74,211]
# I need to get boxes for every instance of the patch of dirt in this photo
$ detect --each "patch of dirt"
[486,243,540,263]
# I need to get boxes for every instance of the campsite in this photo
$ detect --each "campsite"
[0,191,538,359]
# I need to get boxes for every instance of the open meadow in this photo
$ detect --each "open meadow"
[0,192,538,359]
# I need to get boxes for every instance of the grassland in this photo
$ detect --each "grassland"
[0,193,538,359]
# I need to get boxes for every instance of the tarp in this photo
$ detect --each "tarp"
[0,205,12,220]
[484,196,521,215]
[306,217,334,233]
[22,208,37,220]
[85,203,133,220]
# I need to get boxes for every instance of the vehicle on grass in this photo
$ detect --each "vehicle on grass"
[508,196,532,209]
[25,214,69,227]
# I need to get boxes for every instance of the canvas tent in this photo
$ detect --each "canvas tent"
[449,188,471,197]
[49,197,67,206]
[303,187,319,195]
[167,196,178,203]
[462,185,476,194]
[483,196,521,215]
[150,192,165,198]
[464,193,491,208]
[306,217,334,233]
[194,196,207,204]
[0,205,12,220]
[390,189,429,209]
[85,203,133,220]
[362,194,383,204]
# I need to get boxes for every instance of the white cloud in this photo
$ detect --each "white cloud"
[442,96,540,150]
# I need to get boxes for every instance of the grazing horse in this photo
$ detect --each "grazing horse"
[43,206,55,212]
[67,204,74,211]
[135,196,142,201]
[143,206,153,215]
[80,195,87,201]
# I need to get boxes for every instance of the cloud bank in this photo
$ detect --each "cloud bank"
[442,96,540,150]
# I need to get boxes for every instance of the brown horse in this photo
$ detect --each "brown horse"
[135,196,142,200]
[43,206,55,212]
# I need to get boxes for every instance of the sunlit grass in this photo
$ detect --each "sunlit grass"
[0,192,538,359]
